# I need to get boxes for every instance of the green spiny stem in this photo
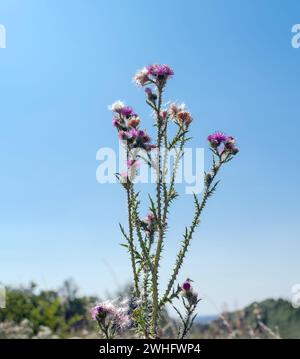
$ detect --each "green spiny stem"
[126,185,140,297]
[131,189,153,273]
[142,236,151,338]
[151,84,164,336]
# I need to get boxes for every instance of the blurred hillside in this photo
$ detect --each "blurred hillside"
[194,299,300,339]
[0,281,299,339]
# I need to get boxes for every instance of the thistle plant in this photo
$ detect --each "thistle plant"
[93,64,239,338]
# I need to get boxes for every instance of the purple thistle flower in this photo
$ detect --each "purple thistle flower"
[207,132,228,144]
[207,131,228,148]
[91,303,116,320]
[137,129,146,138]
[91,301,133,334]
[108,100,125,113]
[145,87,158,101]
[127,129,150,142]
[120,106,136,117]
[181,279,199,304]
[224,136,235,149]
[128,128,139,138]
[224,136,239,155]
[90,305,103,320]
[141,132,151,143]
[133,67,150,86]
[182,279,192,292]
[207,133,239,155]
[147,64,174,78]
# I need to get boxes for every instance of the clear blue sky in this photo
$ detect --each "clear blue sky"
[0,0,300,315]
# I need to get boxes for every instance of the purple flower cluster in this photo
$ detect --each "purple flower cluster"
[91,302,115,320]
[120,106,137,118]
[147,64,174,78]
[140,212,168,236]
[182,280,192,292]
[118,128,154,151]
[109,100,155,152]
[134,64,174,87]
[207,132,227,146]
[142,212,157,235]
[145,87,158,102]
[168,102,193,127]
[91,301,132,334]
[181,279,199,305]
[207,132,239,155]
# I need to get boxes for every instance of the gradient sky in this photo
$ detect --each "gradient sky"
[0,0,300,315]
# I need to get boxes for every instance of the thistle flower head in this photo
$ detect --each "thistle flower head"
[145,87,152,94]
[208,132,239,155]
[109,100,125,113]
[90,305,104,320]
[169,102,186,117]
[168,103,192,127]
[224,136,239,153]
[181,278,199,305]
[133,67,150,86]
[145,87,158,102]
[182,279,192,292]
[177,110,193,127]
[127,128,151,146]
[134,64,174,87]
[120,106,136,118]
[207,132,228,147]
[91,301,133,334]
[147,64,174,78]
[90,302,116,321]
[127,117,140,128]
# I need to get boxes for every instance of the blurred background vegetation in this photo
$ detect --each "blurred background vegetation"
[0,279,299,339]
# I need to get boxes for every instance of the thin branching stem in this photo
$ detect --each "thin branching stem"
[151,84,164,336]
